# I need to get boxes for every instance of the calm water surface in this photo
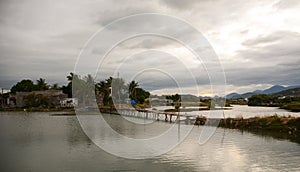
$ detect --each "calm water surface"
[178,105,300,118]
[0,111,299,172]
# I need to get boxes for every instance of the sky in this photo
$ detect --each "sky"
[0,0,299,96]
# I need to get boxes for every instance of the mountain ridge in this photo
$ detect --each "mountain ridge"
[226,85,300,99]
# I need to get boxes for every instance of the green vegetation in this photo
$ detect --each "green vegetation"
[165,94,181,110]
[24,93,50,107]
[96,76,150,106]
[1,72,150,110]
[280,102,300,112]
[61,72,74,97]
[248,94,300,112]
[219,115,300,136]
[273,87,300,97]
[226,100,248,105]
[248,94,274,106]
[10,78,51,93]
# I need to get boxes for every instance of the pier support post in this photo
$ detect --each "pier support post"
[165,114,168,122]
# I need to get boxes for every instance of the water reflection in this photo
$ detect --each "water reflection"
[0,112,299,172]
[66,117,92,146]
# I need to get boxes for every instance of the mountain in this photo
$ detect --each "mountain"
[273,87,300,97]
[226,85,300,99]
[261,85,286,94]
[226,93,241,99]
[286,85,300,90]
[253,90,263,94]
[180,94,200,102]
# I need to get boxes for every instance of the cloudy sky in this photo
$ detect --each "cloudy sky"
[0,0,299,96]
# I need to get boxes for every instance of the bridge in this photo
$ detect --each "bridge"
[96,107,208,125]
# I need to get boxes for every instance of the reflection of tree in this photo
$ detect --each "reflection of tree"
[66,117,92,146]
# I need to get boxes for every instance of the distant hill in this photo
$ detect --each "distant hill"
[262,85,286,94]
[226,93,241,99]
[180,94,200,102]
[226,92,255,99]
[226,85,300,99]
[273,87,300,97]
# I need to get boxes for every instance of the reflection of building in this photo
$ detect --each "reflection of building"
[15,90,67,107]
[60,98,78,107]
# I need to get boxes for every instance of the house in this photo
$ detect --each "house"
[15,90,67,107]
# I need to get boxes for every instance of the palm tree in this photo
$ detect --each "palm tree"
[51,83,59,90]
[128,80,139,100]
[84,74,95,106]
[97,79,112,105]
[71,74,88,106]
[111,78,126,105]
[36,78,49,91]
[67,72,74,82]
[61,72,74,98]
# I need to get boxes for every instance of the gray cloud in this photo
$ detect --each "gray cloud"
[161,0,200,10]
[0,0,299,95]
[273,0,300,10]
[224,31,300,86]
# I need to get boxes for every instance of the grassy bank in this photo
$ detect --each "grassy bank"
[218,115,300,136]
[280,102,300,112]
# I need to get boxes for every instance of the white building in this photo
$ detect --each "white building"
[60,98,78,107]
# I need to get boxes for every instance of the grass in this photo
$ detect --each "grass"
[280,102,300,112]
[219,115,300,136]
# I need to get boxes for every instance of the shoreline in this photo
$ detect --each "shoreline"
[1,108,299,143]
[0,107,74,112]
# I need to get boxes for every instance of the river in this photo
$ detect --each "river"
[167,105,300,118]
[0,110,299,171]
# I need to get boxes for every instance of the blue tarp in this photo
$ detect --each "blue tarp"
[130,99,136,105]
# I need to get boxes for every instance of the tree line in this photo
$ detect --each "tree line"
[8,73,150,106]
[248,94,300,112]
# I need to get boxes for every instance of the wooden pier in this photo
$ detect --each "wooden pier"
[96,107,208,125]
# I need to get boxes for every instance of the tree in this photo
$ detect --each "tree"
[128,80,139,101]
[83,74,95,106]
[166,94,181,109]
[24,93,50,107]
[134,88,150,104]
[36,78,49,91]
[97,78,112,106]
[96,77,149,106]
[72,74,90,106]
[11,79,35,93]
[61,72,74,98]
[67,72,74,82]
[51,83,59,90]
[248,94,273,106]
[111,78,127,105]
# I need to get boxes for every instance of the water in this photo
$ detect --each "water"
[176,105,300,118]
[0,111,300,172]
